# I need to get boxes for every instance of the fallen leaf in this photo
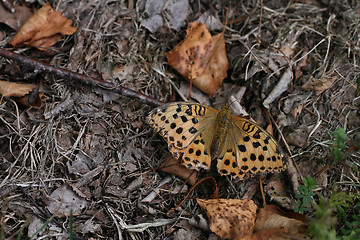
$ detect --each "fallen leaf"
[264,176,294,210]
[0,3,33,31]
[160,153,197,186]
[197,11,224,31]
[252,228,289,240]
[0,80,43,108]
[179,80,211,105]
[302,75,336,95]
[297,159,328,188]
[142,0,190,33]
[285,124,314,147]
[263,67,293,109]
[0,80,35,98]
[79,219,102,234]
[9,2,77,49]
[166,22,228,96]
[197,198,257,240]
[47,184,89,217]
[254,205,307,237]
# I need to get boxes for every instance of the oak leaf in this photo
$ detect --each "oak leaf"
[166,22,228,96]
[197,198,257,240]
[9,2,77,49]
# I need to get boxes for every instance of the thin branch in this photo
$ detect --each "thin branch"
[0,48,164,107]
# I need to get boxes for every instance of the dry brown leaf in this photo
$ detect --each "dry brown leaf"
[302,75,336,95]
[160,153,197,186]
[0,81,44,108]
[254,205,307,237]
[264,176,294,210]
[197,198,257,240]
[252,228,289,240]
[166,22,228,96]
[9,2,77,49]
[0,80,35,98]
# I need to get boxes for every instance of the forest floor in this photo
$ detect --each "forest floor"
[0,0,359,239]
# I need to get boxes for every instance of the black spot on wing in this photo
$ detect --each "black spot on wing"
[180,116,188,122]
[176,127,183,134]
[253,129,261,139]
[189,127,197,134]
[238,145,246,152]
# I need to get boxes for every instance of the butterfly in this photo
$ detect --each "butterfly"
[147,102,286,179]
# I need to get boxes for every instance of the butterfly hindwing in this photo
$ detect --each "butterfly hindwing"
[216,131,246,178]
[230,117,286,175]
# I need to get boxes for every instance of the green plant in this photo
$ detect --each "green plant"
[308,196,338,240]
[294,176,317,214]
[307,190,360,240]
[302,127,360,239]
[339,194,360,239]
[329,128,348,165]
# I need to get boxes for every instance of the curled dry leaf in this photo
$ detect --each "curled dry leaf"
[254,205,307,238]
[15,92,44,109]
[9,2,77,49]
[264,176,294,210]
[166,22,228,96]
[197,198,257,240]
[160,153,197,186]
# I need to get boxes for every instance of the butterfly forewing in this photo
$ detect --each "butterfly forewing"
[148,102,218,170]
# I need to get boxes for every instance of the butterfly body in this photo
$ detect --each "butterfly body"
[148,102,286,179]
[211,106,232,159]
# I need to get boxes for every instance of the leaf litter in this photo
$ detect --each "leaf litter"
[0,0,359,239]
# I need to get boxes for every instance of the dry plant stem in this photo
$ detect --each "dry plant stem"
[0,48,164,107]
[259,176,266,207]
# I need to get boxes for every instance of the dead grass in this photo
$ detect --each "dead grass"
[0,0,359,239]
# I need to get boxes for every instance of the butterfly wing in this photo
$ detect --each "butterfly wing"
[147,102,218,170]
[230,116,286,176]
[215,131,246,178]
[216,115,286,179]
